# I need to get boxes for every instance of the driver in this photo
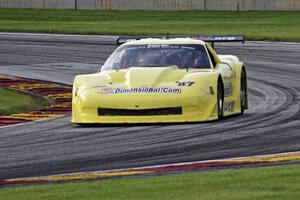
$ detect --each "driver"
[192,53,207,68]
[181,51,209,69]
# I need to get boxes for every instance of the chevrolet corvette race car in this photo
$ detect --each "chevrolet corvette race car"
[72,35,248,124]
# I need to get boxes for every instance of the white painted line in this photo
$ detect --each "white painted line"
[0,32,118,39]
[87,150,300,173]
[247,41,300,45]
[0,120,36,129]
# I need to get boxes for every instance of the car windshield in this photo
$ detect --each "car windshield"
[102,44,211,70]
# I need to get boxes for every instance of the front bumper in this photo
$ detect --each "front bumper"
[72,92,218,124]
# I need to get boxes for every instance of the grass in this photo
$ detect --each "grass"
[0,88,49,115]
[0,9,299,41]
[1,164,300,200]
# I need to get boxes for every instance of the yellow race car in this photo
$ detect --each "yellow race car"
[72,36,248,124]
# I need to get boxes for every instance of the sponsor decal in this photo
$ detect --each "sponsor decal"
[98,86,182,94]
[224,83,233,97]
[209,86,214,95]
[224,101,235,112]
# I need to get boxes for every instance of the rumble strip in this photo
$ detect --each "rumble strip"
[1,151,299,186]
[0,76,72,127]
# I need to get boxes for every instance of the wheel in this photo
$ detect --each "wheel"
[217,81,224,120]
[240,70,247,114]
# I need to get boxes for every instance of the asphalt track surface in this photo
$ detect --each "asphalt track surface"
[0,33,299,180]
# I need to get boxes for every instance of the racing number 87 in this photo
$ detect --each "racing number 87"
[177,82,195,87]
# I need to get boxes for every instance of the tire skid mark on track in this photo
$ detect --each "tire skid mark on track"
[1,151,299,187]
[245,78,299,127]
[0,76,72,127]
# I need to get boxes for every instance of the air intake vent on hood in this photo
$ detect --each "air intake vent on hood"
[98,107,182,116]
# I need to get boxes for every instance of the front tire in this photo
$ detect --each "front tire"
[217,81,224,120]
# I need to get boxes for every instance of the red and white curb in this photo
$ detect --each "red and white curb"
[1,151,299,186]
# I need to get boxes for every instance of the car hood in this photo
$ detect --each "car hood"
[74,66,214,96]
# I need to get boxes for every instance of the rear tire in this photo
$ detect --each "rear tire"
[217,81,224,120]
[240,70,247,115]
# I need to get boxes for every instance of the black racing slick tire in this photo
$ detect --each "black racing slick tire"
[217,81,224,120]
[240,70,247,115]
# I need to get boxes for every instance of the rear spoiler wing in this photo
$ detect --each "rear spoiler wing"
[116,35,245,48]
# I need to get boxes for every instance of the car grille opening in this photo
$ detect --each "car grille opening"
[98,107,182,116]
